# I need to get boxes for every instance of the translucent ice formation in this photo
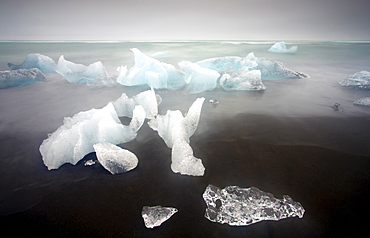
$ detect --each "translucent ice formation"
[142,206,178,228]
[39,103,145,170]
[354,97,370,107]
[268,41,298,54]
[93,142,138,174]
[112,88,159,119]
[56,55,110,84]
[219,68,265,91]
[339,71,370,89]
[178,61,219,94]
[203,184,305,226]
[0,68,45,88]
[117,48,185,89]
[7,53,57,73]
[148,98,205,176]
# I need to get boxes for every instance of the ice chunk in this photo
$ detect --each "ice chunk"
[56,55,110,84]
[117,48,184,89]
[7,53,57,73]
[39,103,145,170]
[268,41,298,54]
[0,68,45,88]
[219,68,265,91]
[339,71,370,89]
[178,61,219,94]
[203,184,305,226]
[148,98,205,176]
[142,206,178,228]
[112,88,159,119]
[354,97,370,107]
[93,142,138,174]
[197,52,309,80]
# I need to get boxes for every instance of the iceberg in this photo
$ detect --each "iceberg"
[219,68,265,91]
[117,48,185,89]
[268,41,298,54]
[197,52,309,80]
[0,68,45,88]
[7,53,57,73]
[148,98,205,176]
[141,206,178,228]
[354,97,370,107]
[39,103,145,170]
[93,142,138,175]
[339,71,370,89]
[178,61,219,94]
[203,185,305,226]
[56,55,111,84]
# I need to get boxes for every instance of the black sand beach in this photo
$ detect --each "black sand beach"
[1,113,369,237]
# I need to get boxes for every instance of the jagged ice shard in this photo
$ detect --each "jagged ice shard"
[148,98,205,176]
[39,103,145,170]
[7,53,57,73]
[142,206,178,228]
[0,68,46,88]
[56,55,111,84]
[339,71,370,89]
[93,142,138,175]
[268,41,298,54]
[203,185,305,226]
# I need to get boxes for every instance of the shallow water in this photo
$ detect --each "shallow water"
[1,41,370,237]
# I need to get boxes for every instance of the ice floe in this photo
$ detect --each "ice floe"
[339,71,370,89]
[0,68,45,88]
[7,53,57,73]
[142,205,178,228]
[354,97,370,107]
[268,41,298,54]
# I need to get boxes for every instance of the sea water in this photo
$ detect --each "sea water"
[1,41,370,237]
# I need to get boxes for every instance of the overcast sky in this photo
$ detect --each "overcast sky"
[1,0,369,41]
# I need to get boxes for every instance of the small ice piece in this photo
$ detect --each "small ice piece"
[142,206,178,228]
[203,185,305,226]
[84,159,97,166]
[148,98,205,176]
[178,61,219,94]
[56,55,110,84]
[0,68,45,88]
[93,142,138,174]
[268,41,298,54]
[209,99,220,108]
[39,103,145,170]
[339,71,370,89]
[354,97,370,107]
[7,53,57,73]
[219,68,265,91]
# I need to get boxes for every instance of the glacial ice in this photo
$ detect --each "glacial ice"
[178,61,219,94]
[0,68,46,88]
[93,142,138,174]
[354,97,370,107]
[7,53,57,73]
[148,98,205,176]
[39,103,145,170]
[268,41,298,54]
[117,48,185,89]
[56,55,110,84]
[142,206,178,228]
[203,184,305,226]
[339,71,370,89]
[197,52,309,81]
[219,68,265,91]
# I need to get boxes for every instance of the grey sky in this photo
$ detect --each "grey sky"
[1,0,369,41]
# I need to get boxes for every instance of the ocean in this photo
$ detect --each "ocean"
[0,41,370,237]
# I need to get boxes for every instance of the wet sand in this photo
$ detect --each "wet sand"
[1,113,370,237]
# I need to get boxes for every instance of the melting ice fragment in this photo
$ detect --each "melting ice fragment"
[93,142,138,174]
[142,206,178,228]
[39,103,145,170]
[220,68,265,91]
[56,55,111,84]
[148,98,205,176]
[0,68,45,88]
[354,97,370,107]
[268,41,298,54]
[178,61,219,94]
[203,185,305,226]
[339,71,370,89]
[7,53,57,73]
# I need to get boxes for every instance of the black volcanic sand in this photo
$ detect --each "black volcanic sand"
[1,114,370,237]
